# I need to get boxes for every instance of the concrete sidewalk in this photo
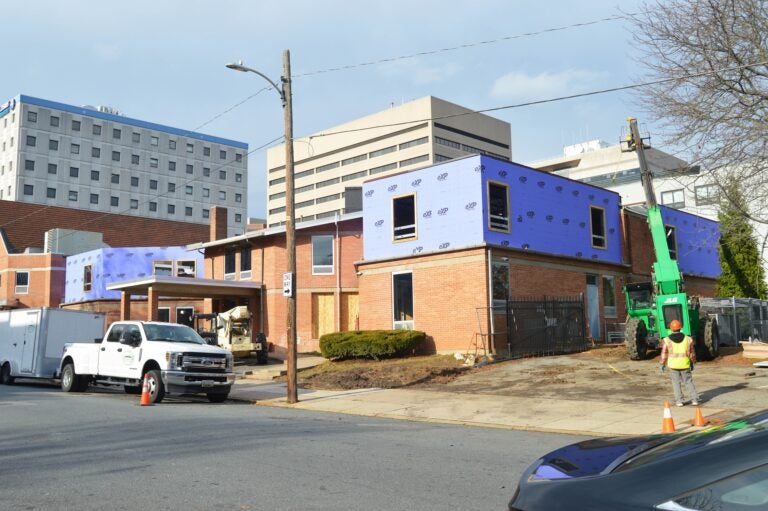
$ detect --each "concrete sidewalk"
[229,357,749,437]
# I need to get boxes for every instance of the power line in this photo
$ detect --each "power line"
[296,14,632,78]
[194,86,272,131]
[309,60,768,139]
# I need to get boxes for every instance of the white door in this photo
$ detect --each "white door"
[99,324,139,378]
[586,275,600,340]
[20,323,38,373]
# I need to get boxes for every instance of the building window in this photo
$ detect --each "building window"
[185,206,193,216]
[111,173,120,184]
[110,196,118,207]
[49,139,59,151]
[150,158,158,168]
[392,272,414,330]
[342,170,368,182]
[69,191,78,202]
[48,163,57,174]
[150,179,158,190]
[393,194,416,241]
[185,185,193,195]
[90,193,99,204]
[203,167,210,177]
[666,225,678,260]
[23,184,34,196]
[149,201,157,212]
[15,271,29,295]
[695,184,719,206]
[202,209,209,219]
[27,111,37,122]
[92,147,101,158]
[91,170,99,181]
[590,206,607,249]
[150,136,158,146]
[219,170,226,180]
[167,204,175,214]
[157,308,170,322]
[369,145,397,158]
[186,143,194,153]
[219,150,227,159]
[603,276,616,318]
[235,173,242,183]
[130,199,139,209]
[50,116,60,127]
[369,162,398,175]
[235,213,242,223]
[71,120,81,131]
[153,260,173,276]
[46,187,56,199]
[312,235,334,275]
[132,132,140,143]
[399,137,428,150]
[219,191,226,200]
[132,154,140,165]
[24,160,35,171]
[491,257,510,307]
[487,181,510,232]
[202,188,210,198]
[71,143,80,154]
[131,176,139,187]
[235,153,243,163]
[186,164,193,174]
[26,135,36,147]
[235,193,242,203]
[224,250,236,278]
[203,147,210,157]
[93,124,101,135]
[113,128,121,139]
[399,154,429,168]
[169,139,176,150]
[70,166,79,178]
[112,150,120,162]
[661,189,685,209]
[168,182,176,193]
[83,265,92,292]
[176,260,196,277]
[168,161,176,171]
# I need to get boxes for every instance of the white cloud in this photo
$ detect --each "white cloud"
[92,42,121,62]
[490,69,608,100]
[379,58,462,85]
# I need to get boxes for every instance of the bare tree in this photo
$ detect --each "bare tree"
[629,0,768,234]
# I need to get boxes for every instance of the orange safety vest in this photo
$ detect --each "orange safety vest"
[664,336,693,370]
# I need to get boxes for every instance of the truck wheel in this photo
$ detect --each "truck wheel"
[0,363,14,385]
[145,369,165,404]
[61,363,87,392]
[697,317,720,361]
[207,392,229,403]
[124,385,142,395]
[625,318,648,360]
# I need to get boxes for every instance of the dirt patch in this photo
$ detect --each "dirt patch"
[289,355,471,390]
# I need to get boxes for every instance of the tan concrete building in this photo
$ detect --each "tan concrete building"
[265,96,511,227]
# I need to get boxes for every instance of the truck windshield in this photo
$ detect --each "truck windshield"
[143,324,206,344]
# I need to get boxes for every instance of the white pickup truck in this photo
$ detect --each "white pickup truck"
[60,321,235,403]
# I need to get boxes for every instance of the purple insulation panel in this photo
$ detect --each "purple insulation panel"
[480,157,623,264]
[659,206,720,278]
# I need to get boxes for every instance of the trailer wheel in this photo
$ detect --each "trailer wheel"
[207,391,229,403]
[145,369,165,404]
[61,363,87,392]
[0,363,14,385]
[625,318,648,360]
[697,316,720,361]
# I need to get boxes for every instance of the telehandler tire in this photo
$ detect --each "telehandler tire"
[625,318,648,360]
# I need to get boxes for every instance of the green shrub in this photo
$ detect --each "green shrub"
[319,330,426,360]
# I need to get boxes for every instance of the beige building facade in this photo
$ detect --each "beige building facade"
[265,96,511,227]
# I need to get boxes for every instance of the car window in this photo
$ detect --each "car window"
[123,325,141,345]
[657,464,768,510]
[106,325,124,343]
[143,324,205,344]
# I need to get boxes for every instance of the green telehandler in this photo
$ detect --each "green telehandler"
[622,118,719,361]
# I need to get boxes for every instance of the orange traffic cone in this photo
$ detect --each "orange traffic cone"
[139,373,152,406]
[693,406,707,427]
[661,402,676,433]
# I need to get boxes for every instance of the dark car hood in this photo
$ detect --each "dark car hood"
[530,435,673,480]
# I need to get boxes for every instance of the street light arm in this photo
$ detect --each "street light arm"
[225,61,285,103]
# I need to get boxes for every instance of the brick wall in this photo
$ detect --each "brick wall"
[62,298,205,325]
[0,252,66,308]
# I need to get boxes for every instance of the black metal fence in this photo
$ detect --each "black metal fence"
[490,295,588,358]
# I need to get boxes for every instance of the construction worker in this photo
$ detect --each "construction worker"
[660,319,700,406]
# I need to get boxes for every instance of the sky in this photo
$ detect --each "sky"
[3,0,657,220]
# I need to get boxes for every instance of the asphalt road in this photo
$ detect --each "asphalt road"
[1,381,586,511]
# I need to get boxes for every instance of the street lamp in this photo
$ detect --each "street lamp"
[226,51,298,404]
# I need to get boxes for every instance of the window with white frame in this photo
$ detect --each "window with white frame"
[15,271,29,294]
[661,189,685,209]
[488,181,510,232]
[602,275,616,318]
[312,235,334,275]
[176,260,196,277]
[240,247,252,280]
[695,184,719,206]
[224,250,236,279]
[83,265,93,292]
[153,260,173,276]
[392,272,414,330]
[392,194,416,241]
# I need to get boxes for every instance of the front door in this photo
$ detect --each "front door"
[586,274,600,340]
[100,324,140,379]
[312,293,335,339]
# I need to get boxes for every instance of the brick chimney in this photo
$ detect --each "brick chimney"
[210,206,228,241]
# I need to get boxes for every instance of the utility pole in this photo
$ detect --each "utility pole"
[283,50,298,404]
